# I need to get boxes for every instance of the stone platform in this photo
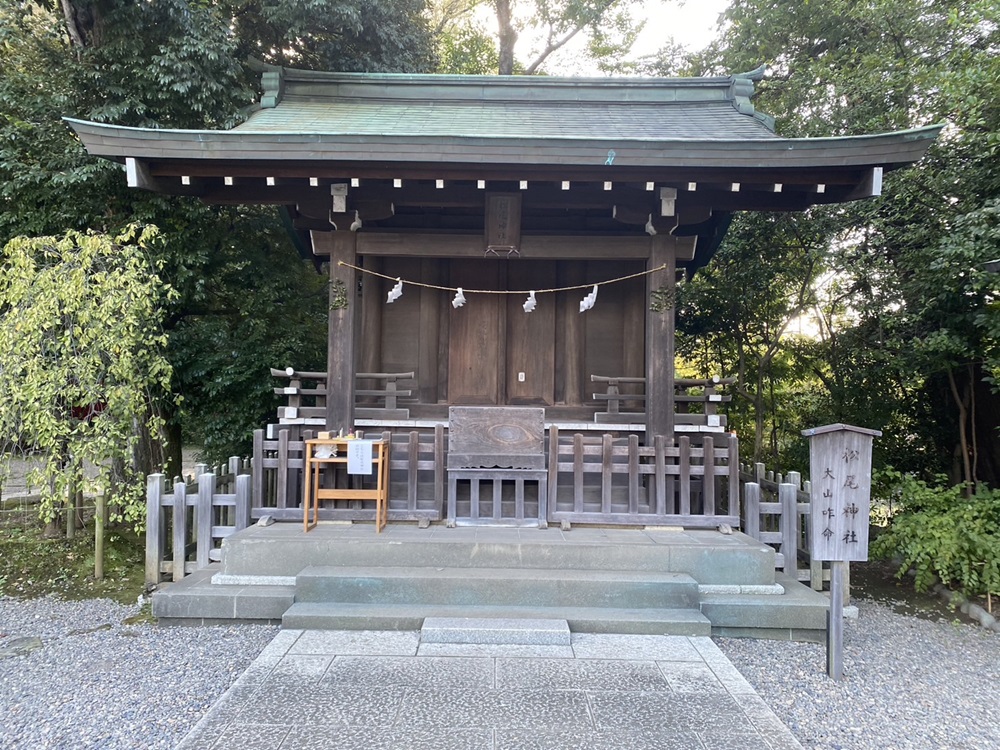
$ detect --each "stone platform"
[177,628,805,750]
[153,523,829,641]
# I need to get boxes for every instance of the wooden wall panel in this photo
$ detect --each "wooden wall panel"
[556,263,586,405]
[583,261,641,392]
[379,257,423,375]
[506,262,557,405]
[447,260,503,404]
[417,258,443,403]
[359,256,382,377]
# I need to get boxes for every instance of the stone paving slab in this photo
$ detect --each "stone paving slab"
[176,630,805,750]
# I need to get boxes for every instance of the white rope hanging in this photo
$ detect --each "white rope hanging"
[339,261,667,313]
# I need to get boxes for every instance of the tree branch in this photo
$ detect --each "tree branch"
[60,0,86,51]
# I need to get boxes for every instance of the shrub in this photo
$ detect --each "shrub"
[872,469,1000,600]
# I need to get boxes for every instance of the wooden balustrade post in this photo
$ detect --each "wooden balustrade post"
[172,480,187,582]
[196,473,216,569]
[744,482,761,541]
[145,474,166,587]
[779,482,798,578]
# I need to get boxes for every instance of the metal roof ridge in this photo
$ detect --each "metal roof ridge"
[277,68,740,87]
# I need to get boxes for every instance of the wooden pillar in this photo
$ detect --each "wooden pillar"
[646,236,676,442]
[313,230,357,432]
[359,256,382,379]
[556,261,585,405]
[417,258,441,403]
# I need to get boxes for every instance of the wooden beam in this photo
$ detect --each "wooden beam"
[351,232,655,259]
[125,158,156,190]
[846,166,884,200]
[313,231,357,431]
[146,158,879,187]
[646,236,676,441]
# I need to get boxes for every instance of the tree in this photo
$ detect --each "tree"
[1,0,437,467]
[676,212,826,462]
[0,226,173,575]
[686,0,1000,483]
[431,0,642,75]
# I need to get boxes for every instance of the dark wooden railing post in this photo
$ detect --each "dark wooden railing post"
[434,424,445,514]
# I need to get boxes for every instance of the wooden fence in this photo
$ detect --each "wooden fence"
[147,439,841,587]
[249,426,739,527]
[548,428,739,526]
[251,427,444,522]
[145,457,252,586]
[739,461,840,593]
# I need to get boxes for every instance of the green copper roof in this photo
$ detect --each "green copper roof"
[235,66,778,141]
[65,66,940,183]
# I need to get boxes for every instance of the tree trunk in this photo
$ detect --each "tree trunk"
[495,0,517,74]
[94,492,105,580]
[59,0,86,50]
[968,362,978,484]
[946,365,973,495]
[65,473,77,541]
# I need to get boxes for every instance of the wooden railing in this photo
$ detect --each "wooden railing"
[740,461,842,594]
[590,374,733,432]
[248,425,738,528]
[548,428,740,526]
[145,458,252,586]
[270,368,415,422]
[251,427,443,523]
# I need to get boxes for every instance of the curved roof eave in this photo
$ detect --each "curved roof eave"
[64,118,943,173]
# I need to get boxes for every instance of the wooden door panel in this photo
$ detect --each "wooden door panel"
[447,261,502,404]
[506,262,556,405]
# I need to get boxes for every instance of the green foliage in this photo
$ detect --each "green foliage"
[0,225,173,527]
[436,19,500,74]
[872,469,1000,600]
[2,0,433,468]
[683,0,1000,483]
[227,0,438,72]
[676,211,827,462]
[0,521,144,601]
[430,0,641,75]
[165,207,328,461]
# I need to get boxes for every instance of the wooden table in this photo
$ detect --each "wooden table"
[303,438,389,533]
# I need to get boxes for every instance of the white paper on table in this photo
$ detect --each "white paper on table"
[346,440,374,475]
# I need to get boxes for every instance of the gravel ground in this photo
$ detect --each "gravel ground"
[718,599,1000,750]
[0,596,277,749]
[0,591,997,749]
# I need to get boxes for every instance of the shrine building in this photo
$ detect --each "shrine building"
[68,65,937,532]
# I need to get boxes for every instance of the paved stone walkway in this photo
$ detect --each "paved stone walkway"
[177,630,803,750]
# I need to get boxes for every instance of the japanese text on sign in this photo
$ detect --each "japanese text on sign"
[803,424,880,562]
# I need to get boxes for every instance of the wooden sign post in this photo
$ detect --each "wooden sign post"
[801,423,881,680]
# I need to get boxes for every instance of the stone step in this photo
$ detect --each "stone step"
[281,601,712,636]
[293,566,700,609]
[150,568,294,624]
[420,617,571,645]
[700,573,829,642]
[219,525,777,586]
